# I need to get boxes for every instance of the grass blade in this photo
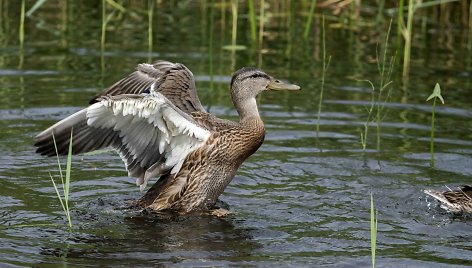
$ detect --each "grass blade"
[50,130,73,228]
[370,192,377,268]
[19,0,25,47]
[303,0,317,39]
[51,131,64,186]
[49,172,66,214]
[26,0,47,17]
[64,129,73,228]
[248,0,257,41]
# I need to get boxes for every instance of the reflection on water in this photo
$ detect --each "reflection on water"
[37,206,261,266]
[1,1,472,267]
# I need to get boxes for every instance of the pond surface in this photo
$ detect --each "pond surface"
[1,1,471,267]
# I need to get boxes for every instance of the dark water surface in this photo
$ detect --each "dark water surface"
[1,2,471,267]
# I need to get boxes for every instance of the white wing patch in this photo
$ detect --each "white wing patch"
[86,92,211,190]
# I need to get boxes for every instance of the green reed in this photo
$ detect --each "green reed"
[231,0,238,49]
[469,0,472,51]
[303,0,317,39]
[19,0,25,48]
[402,0,414,78]
[209,0,215,90]
[360,80,375,150]
[50,130,73,228]
[248,0,257,42]
[396,0,404,45]
[426,83,444,169]
[376,0,385,25]
[147,0,155,62]
[257,0,265,67]
[370,192,378,268]
[316,16,331,140]
[101,0,107,52]
[375,20,396,151]
[360,20,395,151]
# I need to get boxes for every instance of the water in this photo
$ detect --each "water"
[1,2,471,267]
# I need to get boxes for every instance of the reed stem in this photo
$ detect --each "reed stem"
[316,16,330,141]
[231,0,238,48]
[426,83,444,169]
[403,0,414,78]
[248,0,257,41]
[303,0,317,39]
[258,0,265,67]
[101,0,106,52]
[147,0,154,62]
[209,0,215,90]
[370,192,378,268]
[19,0,25,47]
[50,130,73,228]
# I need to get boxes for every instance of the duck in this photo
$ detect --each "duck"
[34,60,300,214]
[424,185,472,213]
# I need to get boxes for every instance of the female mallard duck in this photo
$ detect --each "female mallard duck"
[424,185,472,213]
[35,60,300,213]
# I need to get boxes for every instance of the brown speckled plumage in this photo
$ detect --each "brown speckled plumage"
[34,61,300,213]
[424,185,472,213]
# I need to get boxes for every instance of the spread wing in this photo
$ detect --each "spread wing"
[35,92,211,190]
[89,60,206,114]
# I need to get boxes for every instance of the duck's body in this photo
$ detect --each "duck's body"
[424,185,472,213]
[35,61,299,213]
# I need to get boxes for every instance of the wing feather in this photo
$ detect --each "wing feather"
[89,60,205,114]
[35,92,211,190]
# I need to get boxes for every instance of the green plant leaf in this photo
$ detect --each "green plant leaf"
[26,0,47,17]
[49,172,66,213]
[426,83,444,104]
[105,0,126,12]
[370,192,377,268]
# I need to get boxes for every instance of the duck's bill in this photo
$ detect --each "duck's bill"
[267,79,301,91]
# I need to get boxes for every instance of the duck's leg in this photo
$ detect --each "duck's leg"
[209,208,232,217]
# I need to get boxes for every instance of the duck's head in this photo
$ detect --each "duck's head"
[230,67,300,120]
[230,67,300,100]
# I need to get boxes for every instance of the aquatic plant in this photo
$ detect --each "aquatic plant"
[257,0,266,67]
[231,0,239,49]
[209,0,215,90]
[360,80,375,151]
[370,192,378,268]
[100,0,126,52]
[147,0,155,62]
[402,0,414,78]
[49,130,73,228]
[19,0,25,48]
[316,15,331,141]
[396,0,404,48]
[303,0,317,39]
[469,1,472,51]
[426,83,444,168]
[375,20,396,151]
[101,0,107,52]
[248,0,257,42]
[360,20,396,151]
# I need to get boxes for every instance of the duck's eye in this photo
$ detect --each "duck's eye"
[274,80,281,83]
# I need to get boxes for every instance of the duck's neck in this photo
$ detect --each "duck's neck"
[235,97,263,125]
